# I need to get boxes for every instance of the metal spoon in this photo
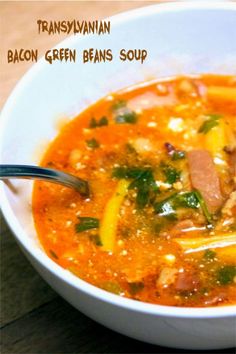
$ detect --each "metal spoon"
[0,164,90,197]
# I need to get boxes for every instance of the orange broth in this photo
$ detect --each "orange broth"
[33,75,236,307]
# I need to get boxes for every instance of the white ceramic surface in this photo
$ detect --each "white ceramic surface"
[1,2,236,350]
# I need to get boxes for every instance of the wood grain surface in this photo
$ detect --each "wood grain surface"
[0,2,235,354]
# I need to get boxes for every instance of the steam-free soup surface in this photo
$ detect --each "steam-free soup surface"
[33,75,236,307]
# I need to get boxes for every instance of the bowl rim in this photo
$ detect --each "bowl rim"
[1,0,236,319]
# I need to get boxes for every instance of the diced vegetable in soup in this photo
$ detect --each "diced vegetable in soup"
[33,75,236,307]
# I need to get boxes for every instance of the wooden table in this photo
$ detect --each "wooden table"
[0,2,235,353]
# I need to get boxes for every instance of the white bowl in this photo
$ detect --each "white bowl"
[1,2,236,350]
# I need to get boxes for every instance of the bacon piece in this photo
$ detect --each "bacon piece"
[175,272,199,291]
[187,150,224,213]
[229,150,236,178]
[173,219,195,231]
[176,79,199,98]
[171,220,197,237]
[127,91,176,112]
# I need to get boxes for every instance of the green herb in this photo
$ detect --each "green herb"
[86,138,100,149]
[155,190,211,224]
[101,281,123,295]
[125,143,137,154]
[112,99,137,124]
[152,217,176,234]
[174,192,199,209]
[112,166,158,209]
[156,190,213,225]
[194,190,212,224]
[89,116,108,129]
[136,187,150,209]
[203,249,216,260]
[89,234,102,246]
[129,282,144,295]
[99,116,108,126]
[89,117,97,128]
[199,287,209,295]
[154,192,200,218]
[75,217,99,233]
[154,194,177,218]
[161,163,181,184]
[128,169,158,209]
[216,265,236,285]
[111,99,126,111]
[49,250,59,259]
[115,111,137,124]
[130,176,154,209]
[171,150,186,160]
[198,114,222,134]
[152,222,163,234]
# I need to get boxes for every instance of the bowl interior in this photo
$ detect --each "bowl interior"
[1,2,236,314]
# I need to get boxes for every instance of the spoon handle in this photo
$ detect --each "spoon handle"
[0,164,89,197]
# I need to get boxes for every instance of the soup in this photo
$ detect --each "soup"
[33,75,236,307]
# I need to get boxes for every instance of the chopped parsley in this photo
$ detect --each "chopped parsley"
[154,192,200,219]
[216,266,236,285]
[203,249,216,260]
[112,166,147,179]
[112,166,158,209]
[89,234,102,246]
[155,190,212,224]
[89,116,108,128]
[171,150,186,161]
[129,281,144,295]
[154,194,177,219]
[112,100,137,124]
[49,250,59,259]
[115,111,137,124]
[194,190,212,224]
[161,163,181,184]
[174,192,200,209]
[75,217,99,233]
[128,169,158,209]
[86,138,100,149]
[198,114,222,134]
[111,99,126,111]
[125,143,137,154]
